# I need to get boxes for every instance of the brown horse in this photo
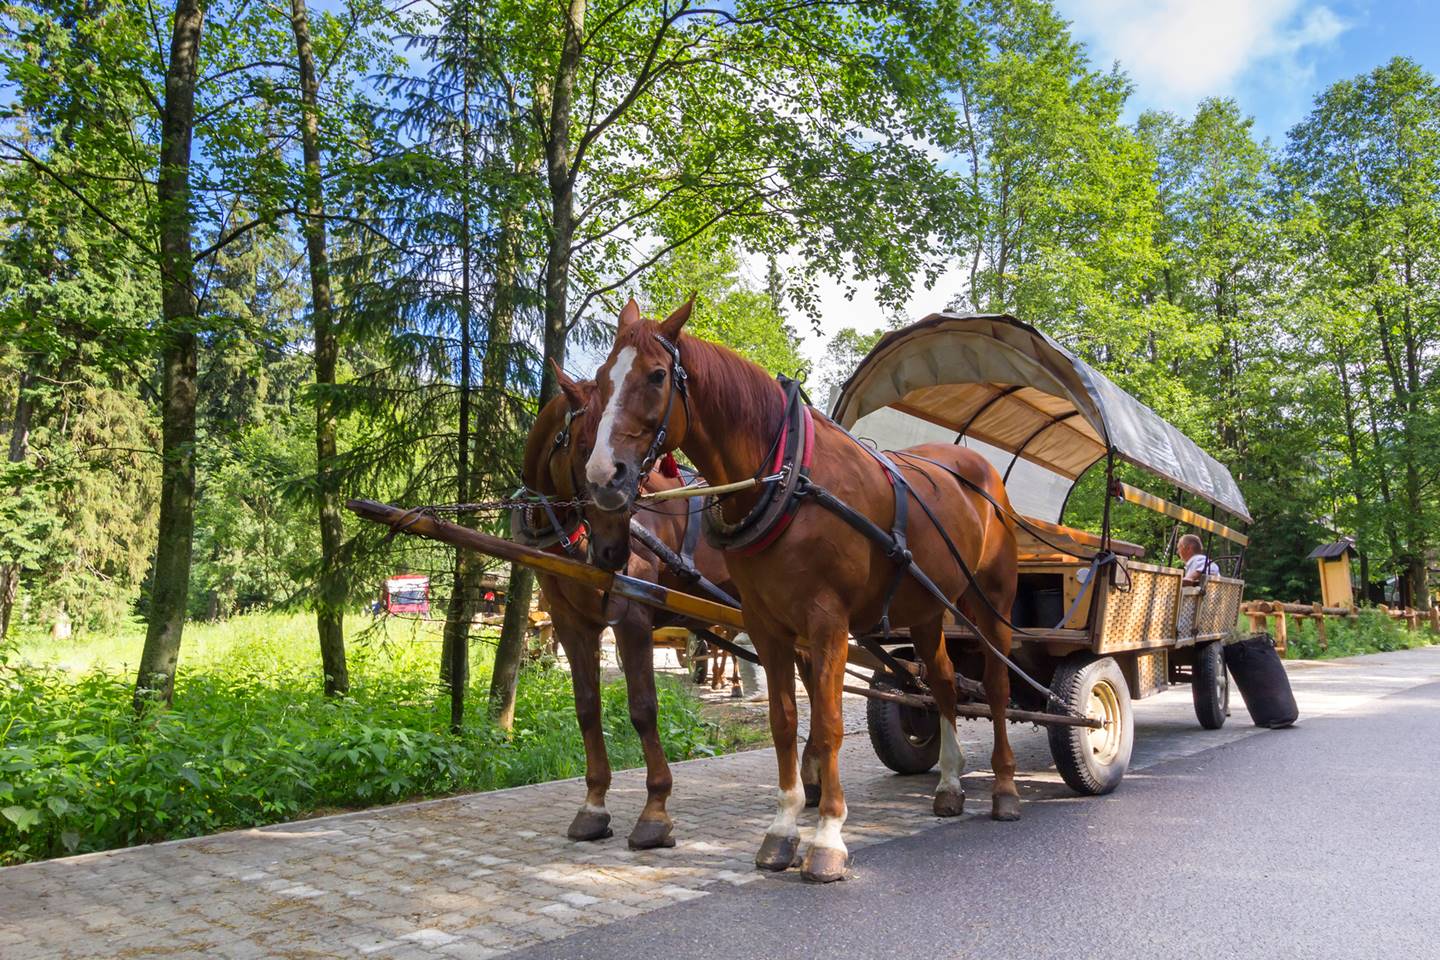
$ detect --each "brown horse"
[519,372,739,849]
[582,300,1020,882]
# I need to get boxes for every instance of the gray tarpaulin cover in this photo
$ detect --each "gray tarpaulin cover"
[830,313,1251,523]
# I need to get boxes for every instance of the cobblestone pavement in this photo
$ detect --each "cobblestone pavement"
[4,646,1438,960]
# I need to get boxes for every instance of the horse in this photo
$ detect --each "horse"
[580,299,1021,882]
[517,370,740,850]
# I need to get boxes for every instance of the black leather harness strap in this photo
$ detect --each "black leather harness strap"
[703,377,812,554]
[627,518,740,608]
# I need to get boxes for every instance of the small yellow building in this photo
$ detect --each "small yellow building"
[1307,538,1357,609]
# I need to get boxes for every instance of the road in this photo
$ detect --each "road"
[517,667,1440,960]
[4,646,1438,960]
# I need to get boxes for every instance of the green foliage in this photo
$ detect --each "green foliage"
[0,612,726,864]
[641,240,803,376]
[1282,609,1434,661]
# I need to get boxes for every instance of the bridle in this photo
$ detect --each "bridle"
[511,407,589,557]
[638,333,689,478]
[597,333,690,510]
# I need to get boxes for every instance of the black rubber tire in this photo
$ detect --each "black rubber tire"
[1192,640,1229,730]
[865,675,941,775]
[1047,655,1133,796]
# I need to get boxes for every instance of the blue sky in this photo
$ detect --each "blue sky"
[1052,0,1440,143]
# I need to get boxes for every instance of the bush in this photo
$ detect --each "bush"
[0,613,723,864]
[1282,607,1434,660]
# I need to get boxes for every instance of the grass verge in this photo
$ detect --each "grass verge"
[1,611,741,865]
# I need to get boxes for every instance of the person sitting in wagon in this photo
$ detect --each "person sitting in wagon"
[1178,533,1219,585]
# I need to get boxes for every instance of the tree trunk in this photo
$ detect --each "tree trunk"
[488,565,533,730]
[536,0,585,407]
[0,368,35,637]
[439,2,479,730]
[484,119,535,730]
[491,9,583,727]
[290,0,349,695]
[134,0,205,710]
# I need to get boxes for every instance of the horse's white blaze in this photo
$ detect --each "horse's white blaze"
[586,346,637,487]
[766,760,805,838]
[937,715,964,796]
[810,803,848,854]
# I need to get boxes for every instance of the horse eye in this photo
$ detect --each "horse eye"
[648,368,666,385]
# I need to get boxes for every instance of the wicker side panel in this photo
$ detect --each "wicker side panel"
[1194,577,1244,638]
[1100,566,1180,651]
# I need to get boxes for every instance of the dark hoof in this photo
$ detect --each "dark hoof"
[933,788,966,818]
[800,846,850,883]
[803,783,822,808]
[627,818,676,850]
[991,793,1021,822]
[567,808,613,842]
[754,832,801,871]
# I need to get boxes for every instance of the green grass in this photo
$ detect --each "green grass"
[1280,607,1436,660]
[1,611,731,865]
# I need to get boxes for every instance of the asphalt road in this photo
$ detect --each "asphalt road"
[511,679,1440,960]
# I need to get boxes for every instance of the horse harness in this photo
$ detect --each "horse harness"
[629,345,1103,715]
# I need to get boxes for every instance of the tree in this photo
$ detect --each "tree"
[1284,58,1440,609]
[289,0,348,695]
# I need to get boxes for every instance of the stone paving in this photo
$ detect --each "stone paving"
[4,646,1438,960]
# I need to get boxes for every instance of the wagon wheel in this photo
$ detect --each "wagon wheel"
[866,670,941,775]
[1047,654,1133,796]
[1192,640,1229,730]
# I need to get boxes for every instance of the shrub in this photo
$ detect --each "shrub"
[1282,607,1433,660]
[0,613,723,864]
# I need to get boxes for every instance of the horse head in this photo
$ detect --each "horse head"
[583,297,693,569]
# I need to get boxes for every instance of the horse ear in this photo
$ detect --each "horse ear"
[658,294,694,342]
[551,359,587,411]
[618,298,641,331]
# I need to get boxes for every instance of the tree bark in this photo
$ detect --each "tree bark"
[488,565,533,730]
[0,368,35,637]
[134,0,205,710]
[290,0,349,695]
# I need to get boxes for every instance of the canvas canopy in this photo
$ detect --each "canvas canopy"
[830,313,1251,523]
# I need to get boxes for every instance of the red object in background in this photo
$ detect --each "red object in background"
[383,574,430,614]
[658,452,681,478]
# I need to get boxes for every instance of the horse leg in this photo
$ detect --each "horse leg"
[754,629,805,872]
[615,614,676,849]
[555,615,613,841]
[799,612,851,883]
[797,651,823,808]
[975,604,1021,821]
[912,615,965,817]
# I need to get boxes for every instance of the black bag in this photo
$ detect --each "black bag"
[1224,634,1298,728]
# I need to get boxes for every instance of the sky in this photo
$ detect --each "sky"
[791,0,1440,376]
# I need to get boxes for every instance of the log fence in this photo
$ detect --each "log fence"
[1241,599,1440,654]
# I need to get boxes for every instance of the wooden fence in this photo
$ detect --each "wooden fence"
[1241,599,1440,653]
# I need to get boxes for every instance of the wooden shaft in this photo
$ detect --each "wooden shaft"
[842,684,1101,729]
[347,500,746,630]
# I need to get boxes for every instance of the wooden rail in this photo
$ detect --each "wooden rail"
[1114,481,1249,546]
[1241,599,1440,653]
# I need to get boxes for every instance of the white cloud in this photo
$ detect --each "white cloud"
[1058,0,1348,107]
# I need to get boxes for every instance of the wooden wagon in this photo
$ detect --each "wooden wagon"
[832,314,1251,793]
[351,313,1251,797]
